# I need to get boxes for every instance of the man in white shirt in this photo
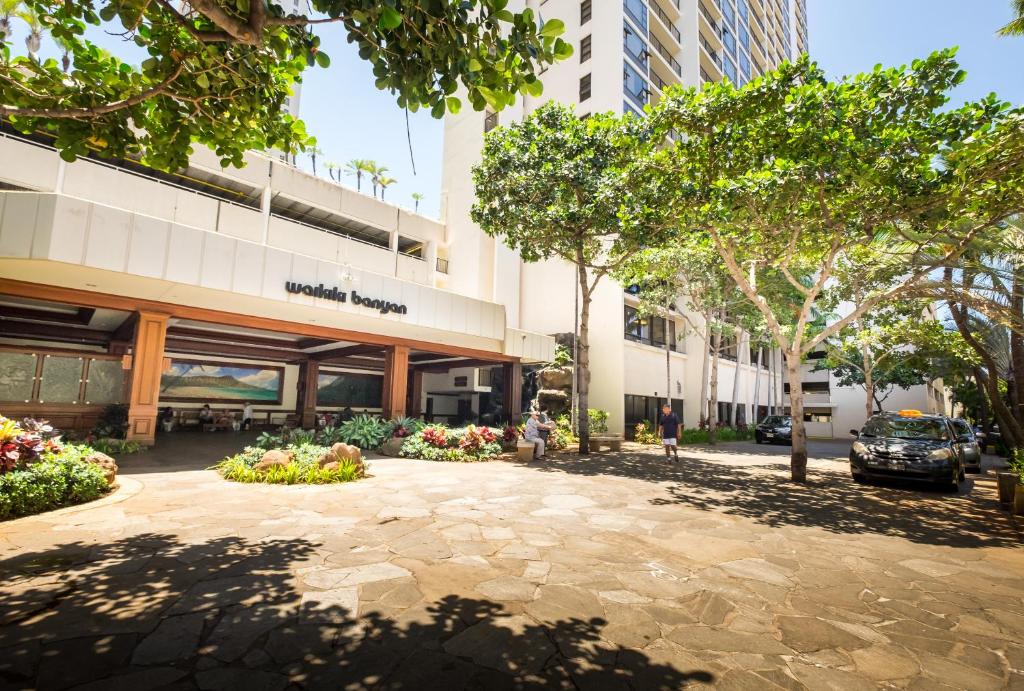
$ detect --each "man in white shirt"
[242,402,254,431]
[524,410,554,460]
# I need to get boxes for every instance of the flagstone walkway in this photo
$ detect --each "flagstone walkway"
[1,438,1022,690]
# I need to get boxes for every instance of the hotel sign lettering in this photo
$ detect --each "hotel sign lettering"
[285,281,408,315]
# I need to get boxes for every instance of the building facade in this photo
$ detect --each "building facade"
[440,0,808,435]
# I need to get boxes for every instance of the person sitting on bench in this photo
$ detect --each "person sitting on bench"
[524,410,554,460]
[198,405,214,429]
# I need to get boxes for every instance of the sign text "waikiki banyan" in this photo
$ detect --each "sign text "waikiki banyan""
[285,282,408,315]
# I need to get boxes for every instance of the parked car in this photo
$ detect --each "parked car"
[849,410,966,490]
[950,418,983,473]
[973,424,1001,455]
[755,416,792,445]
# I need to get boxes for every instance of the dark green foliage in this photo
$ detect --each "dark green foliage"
[0,445,109,520]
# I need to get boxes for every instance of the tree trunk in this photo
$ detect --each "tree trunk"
[751,346,763,424]
[785,352,808,482]
[576,258,592,455]
[699,310,711,426]
[862,342,875,421]
[730,332,741,427]
[1012,265,1024,428]
[665,301,672,407]
[708,316,721,443]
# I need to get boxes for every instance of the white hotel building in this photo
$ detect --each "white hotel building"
[0,0,943,442]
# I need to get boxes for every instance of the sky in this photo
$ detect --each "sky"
[11,2,1024,220]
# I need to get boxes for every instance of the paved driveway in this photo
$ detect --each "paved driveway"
[1,438,1022,690]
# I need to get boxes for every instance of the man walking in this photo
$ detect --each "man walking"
[657,403,680,463]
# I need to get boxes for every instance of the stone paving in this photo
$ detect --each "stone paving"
[1,433,1023,690]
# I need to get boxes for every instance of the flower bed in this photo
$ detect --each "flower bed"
[215,444,366,484]
[400,424,503,462]
[1,416,112,520]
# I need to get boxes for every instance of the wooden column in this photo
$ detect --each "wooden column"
[503,361,523,424]
[382,345,410,419]
[297,360,319,428]
[409,369,424,418]
[126,311,169,445]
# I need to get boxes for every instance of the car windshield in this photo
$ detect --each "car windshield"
[762,416,789,426]
[862,418,948,441]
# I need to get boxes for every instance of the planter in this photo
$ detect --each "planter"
[1015,484,1024,516]
[997,472,1020,506]
[379,437,405,457]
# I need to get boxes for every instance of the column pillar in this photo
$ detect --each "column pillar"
[503,361,523,424]
[126,311,169,445]
[409,369,424,418]
[382,345,410,419]
[297,360,319,428]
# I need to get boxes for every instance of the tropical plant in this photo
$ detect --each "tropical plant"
[547,415,577,450]
[368,163,389,198]
[0,443,109,519]
[91,404,128,439]
[587,409,609,434]
[308,146,323,176]
[255,431,284,450]
[0,3,569,170]
[0,0,21,41]
[999,0,1024,35]
[345,159,371,192]
[377,176,397,200]
[315,425,346,445]
[1,416,62,472]
[399,424,502,462]
[472,102,671,454]
[634,421,660,446]
[288,428,316,447]
[89,438,142,456]
[324,161,338,181]
[411,192,424,213]
[215,444,364,484]
[420,425,449,449]
[389,416,424,439]
[552,343,572,366]
[339,414,391,450]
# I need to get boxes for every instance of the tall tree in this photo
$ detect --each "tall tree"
[641,50,1024,481]
[411,192,423,213]
[999,0,1024,35]
[345,159,370,192]
[473,103,669,453]
[377,175,396,200]
[369,163,389,199]
[0,2,571,169]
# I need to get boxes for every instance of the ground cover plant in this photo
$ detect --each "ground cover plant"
[215,444,364,484]
[400,424,503,462]
[1,416,111,520]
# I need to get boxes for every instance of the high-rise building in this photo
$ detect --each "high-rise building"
[442,0,941,438]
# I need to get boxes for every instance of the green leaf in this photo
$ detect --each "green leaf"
[446,96,462,114]
[538,18,564,38]
[378,7,402,30]
[196,73,209,89]
[315,51,330,68]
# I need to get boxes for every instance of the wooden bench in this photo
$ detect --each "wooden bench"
[588,434,624,452]
[516,439,538,461]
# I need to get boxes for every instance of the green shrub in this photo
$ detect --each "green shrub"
[679,428,710,445]
[588,409,609,434]
[717,426,754,442]
[548,415,577,450]
[214,444,365,484]
[315,425,346,446]
[340,414,392,450]
[255,431,284,450]
[0,445,109,520]
[400,425,503,462]
[1010,448,1024,477]
[634,421,660,445]
[89,438,142,456]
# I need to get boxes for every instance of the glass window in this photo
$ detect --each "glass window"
[862,418,949,441]
[84,359,125,405]
[624,0,648,32]
[623,21,648,68]
[623,62,648,107]
[581,0,592,24]
[721,24,736,54]
[0,352,37,402]
[737,0,749,23]
[580,34,592,63]
[804,412,832,423]
[722,54,737,83]
[316,372,383,408]
[739,51,750,81]
[719,0,735,24]
[38,355,84,404]
[738,23,749,52]
[580,73,592,101]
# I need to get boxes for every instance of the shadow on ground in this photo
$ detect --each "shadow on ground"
[531,446,1021,550]
[0,533,714,690]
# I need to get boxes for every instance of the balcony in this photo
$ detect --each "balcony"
[650,2,681,44]
[649,32,682,76]
[698,33,721,68]
[698,2,719,33]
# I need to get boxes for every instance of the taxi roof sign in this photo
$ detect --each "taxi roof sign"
[897,409,923,417]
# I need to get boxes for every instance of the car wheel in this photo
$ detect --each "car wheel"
[946,468,960,493]
[852,473,868,484]
[958,465,966,483]
[755,434,762,444]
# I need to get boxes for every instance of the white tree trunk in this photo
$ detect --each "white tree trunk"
[729,331,741,427]
[751,345,763,424]
[785,352,808,482]
[699,310,711,426]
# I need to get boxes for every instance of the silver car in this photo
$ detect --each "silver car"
[951,418,982,473]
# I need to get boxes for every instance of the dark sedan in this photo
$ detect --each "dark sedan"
[951,418,983,473]
[755,416,792,445]
[850,411,965,490]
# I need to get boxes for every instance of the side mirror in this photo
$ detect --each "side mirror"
[849,429,860,437]
[975,432,986,440]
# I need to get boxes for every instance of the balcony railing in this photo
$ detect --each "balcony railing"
[698,34,720,67]
[649,69,669,92]
[700,66,713,84]
[649,33,682,76]
[651,3,681,43]
[698,2,719,32]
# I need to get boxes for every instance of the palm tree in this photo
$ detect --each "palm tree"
[324,161,338,181]
[411,192,424,213]
[308,146,323,177]
[999,0,1024,35]
[0,0,21,42]
[345,159,371,192]
[19,7,41,57]
[54,34,73,72]
[369,163,389,198]
[377,175,396,200]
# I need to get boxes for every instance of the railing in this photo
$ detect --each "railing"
[700,66,713,84]
[436,257,449,274]
[698,34,720,66]
[650,33,682,76]
[650,2,681,43]
[649,69,669,92]
[698,2,719,32]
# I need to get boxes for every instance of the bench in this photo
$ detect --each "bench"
[516,439,538,461]
[588,433,623,452]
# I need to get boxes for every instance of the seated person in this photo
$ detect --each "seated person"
[198,405,215,427]
[524,410,555,460]
[214,409,235,428]
[242,402,254,431]
[158,406,174,432]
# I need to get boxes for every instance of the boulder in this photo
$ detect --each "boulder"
[254,449,292,472]
[538,366,573,392]
[85,451,118,486]
[536,389,570,417]
[379,437,404,457]
[330,443,362,463]
[320,461,340,472]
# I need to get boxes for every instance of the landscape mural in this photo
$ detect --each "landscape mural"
[316,371,382,408]
[160,361,283,403]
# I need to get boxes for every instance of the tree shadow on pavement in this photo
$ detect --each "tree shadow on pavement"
[0,533,715,690]
[533,448,1021,550]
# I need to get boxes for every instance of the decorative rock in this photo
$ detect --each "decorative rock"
[536,390,570,416]
[254,450,292,472]
[538,366,573,391]
[320,461,340,472]
[85,451,118,485]
[330,443,360,462]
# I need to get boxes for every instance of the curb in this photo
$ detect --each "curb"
[3,474,145,525]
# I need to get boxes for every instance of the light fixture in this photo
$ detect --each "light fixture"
[339,263,356,283]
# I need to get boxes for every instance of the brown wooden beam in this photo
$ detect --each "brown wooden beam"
[316,357,385,371]
[0,278,516,362]
[414,359,504,374]
[0,320,110,345]
[0,305,95,325]
[297,360,320,428]
[126,312,168,445]
[503,361,523,423]
[296,337,332,350]
[310,343,384,360]
[409,369,423,418]
[167,326,300,348]
[163,338,305,363]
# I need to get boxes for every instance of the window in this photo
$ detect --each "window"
[721,24,736,54]
[624,0,648,31]
[783,381,830,393]
[623,21,648,68]
[0,349,125,406]
[484,110,498,132]
[624,306,677,350]
[712,334,738,361]
[806,350,826,360]
[623,62,648,107]
[580,34,592,63]
[804,411,832,423]
[581,0,592,24]
[625,395,683,439]
[580,73,592,101]
[722,54,737,83]
[749,346,768,368]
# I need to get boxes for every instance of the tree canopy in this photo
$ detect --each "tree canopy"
[0,0,571,169]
